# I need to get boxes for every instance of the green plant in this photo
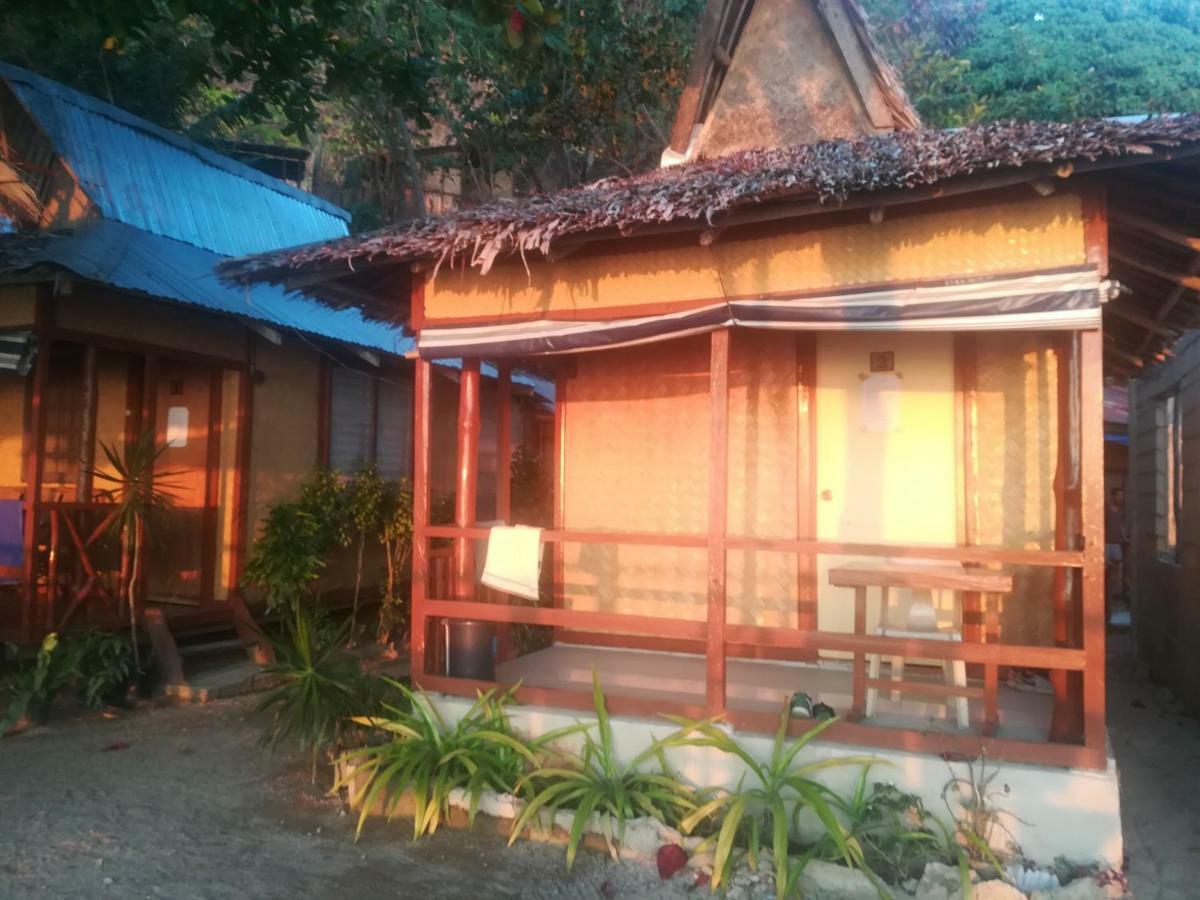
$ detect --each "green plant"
[243,503,327,614]
[344,464,385,632]
[72,630,135,710]
[942,754,1019,870]
[509,673,697,869]
[821,771,953,885]
[92,430,179,670]
[669,706,877,899]
[338,681,543,840]
[256,608,377,776]
[378,477,414,646]
[298,466,351,554]
[1,633,76,731]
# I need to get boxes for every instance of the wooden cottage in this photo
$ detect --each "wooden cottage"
[0,63,549,662]
[221,0,1200,864]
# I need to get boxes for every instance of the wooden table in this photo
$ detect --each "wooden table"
[828,562,1014,732]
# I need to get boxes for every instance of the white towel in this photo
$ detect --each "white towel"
[481,525,543,601]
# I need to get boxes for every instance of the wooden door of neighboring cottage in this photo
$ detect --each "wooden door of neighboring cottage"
[146,359,218,603]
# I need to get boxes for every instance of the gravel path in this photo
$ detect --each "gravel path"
[1109,635,1200,900]
[2,642,1195,899]
[0,698,697,899]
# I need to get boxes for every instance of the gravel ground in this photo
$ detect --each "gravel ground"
[0,698,700,900]
[1108,634,1200,900]
[1,641,1194,899]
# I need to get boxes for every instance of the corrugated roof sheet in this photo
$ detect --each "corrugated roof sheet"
[0,61,349,257]
[0,220,411,354]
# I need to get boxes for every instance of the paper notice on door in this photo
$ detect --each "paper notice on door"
[166,406,189,447]
[860,372,901,432]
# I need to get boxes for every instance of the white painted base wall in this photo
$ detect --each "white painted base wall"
[428,693,1123,869]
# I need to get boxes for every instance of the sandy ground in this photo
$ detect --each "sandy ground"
[1108,634,1200,900]
[0,641,1195,899]
[0,699,700,900]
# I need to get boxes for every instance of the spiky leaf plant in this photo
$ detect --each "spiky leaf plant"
[337,680,545,840]
[508,672,698,869]
[257,609,376,776]
[668,704,879,899]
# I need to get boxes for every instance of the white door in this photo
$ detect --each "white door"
[814,332,959,641]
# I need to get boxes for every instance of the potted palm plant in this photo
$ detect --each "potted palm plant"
[92,429,179,671]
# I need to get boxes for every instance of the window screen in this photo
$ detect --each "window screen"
[375,377,413,480]
[329,368,373,472]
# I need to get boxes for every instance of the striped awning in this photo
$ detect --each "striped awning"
[417,267,1111,359]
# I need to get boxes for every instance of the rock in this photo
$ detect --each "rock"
[793,859,882,900]
[1031,876,1126,900]
[972,881,1027,900]
[686,851,714,871]
[917,862,967,900]
[656,844,688,880]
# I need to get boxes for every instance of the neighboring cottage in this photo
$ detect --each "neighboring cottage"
[0,62,549,656]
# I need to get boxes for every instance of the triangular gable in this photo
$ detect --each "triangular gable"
[665,0,919,164]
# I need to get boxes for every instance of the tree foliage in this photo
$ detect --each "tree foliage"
[865,0,1200,126]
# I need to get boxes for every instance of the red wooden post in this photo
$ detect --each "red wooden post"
[79,344,98,502]
[454,359,482,599]
[795,333,818,657]
[201,367,223,603]
[228,335,255,598]
[706,328,730,716]
[1079,328,1107,762]
[411,357,433,681]
[1050,334,1080,741]
[496,365,512,522]
[495,364,513,661]
[21,293,52,642]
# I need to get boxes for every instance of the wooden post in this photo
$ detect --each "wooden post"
[78,344,98,502]
[453,359,481,599]
[411,357,433,681]
[1050,334,1080,741]
[201,367,223,603]
[954,333,984,648]
[496,365,513,522]
[795,333,818,658]
[706,329,730,716]
[228,334,255,597]
[141,354,160,438]
[21,293,52,642]
[495,364,513,662]
[1079,328,1107,761]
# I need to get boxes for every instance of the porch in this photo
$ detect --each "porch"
[497,643,1054,742]
[0,286,254,644]
[408,322,1107,772]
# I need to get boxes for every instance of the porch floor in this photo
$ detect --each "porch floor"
[497,643,1054,742]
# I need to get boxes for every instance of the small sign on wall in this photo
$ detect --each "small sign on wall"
[860,351,901,433]
[166,406,189,448]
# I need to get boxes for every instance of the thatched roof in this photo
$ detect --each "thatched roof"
[219,115,1200,287]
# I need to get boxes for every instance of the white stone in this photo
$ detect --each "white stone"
[1031,876,1126,900]
[793,859,883,900]
[972,881,1027,900]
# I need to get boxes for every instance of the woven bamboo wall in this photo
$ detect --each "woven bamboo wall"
[562,331,799,626]
[424,193,1087,324]
[973,333,1059,646]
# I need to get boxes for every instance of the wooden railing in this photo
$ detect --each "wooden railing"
[36,501,124,633]
[411,524,1105,771]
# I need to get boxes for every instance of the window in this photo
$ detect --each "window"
[327,367,413,479]
[1158,393,1184,558]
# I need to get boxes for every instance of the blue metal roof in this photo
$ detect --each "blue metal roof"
[0,220,411,354]
[0,61,350,257]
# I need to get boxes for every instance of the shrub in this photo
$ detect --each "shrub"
[72,630,135,709]
[1,633,76,731]
[243,503,326,614]
[338,681,541,840]
[509,673,697,869]
[256,609,378,775]
[668,705,878,899]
